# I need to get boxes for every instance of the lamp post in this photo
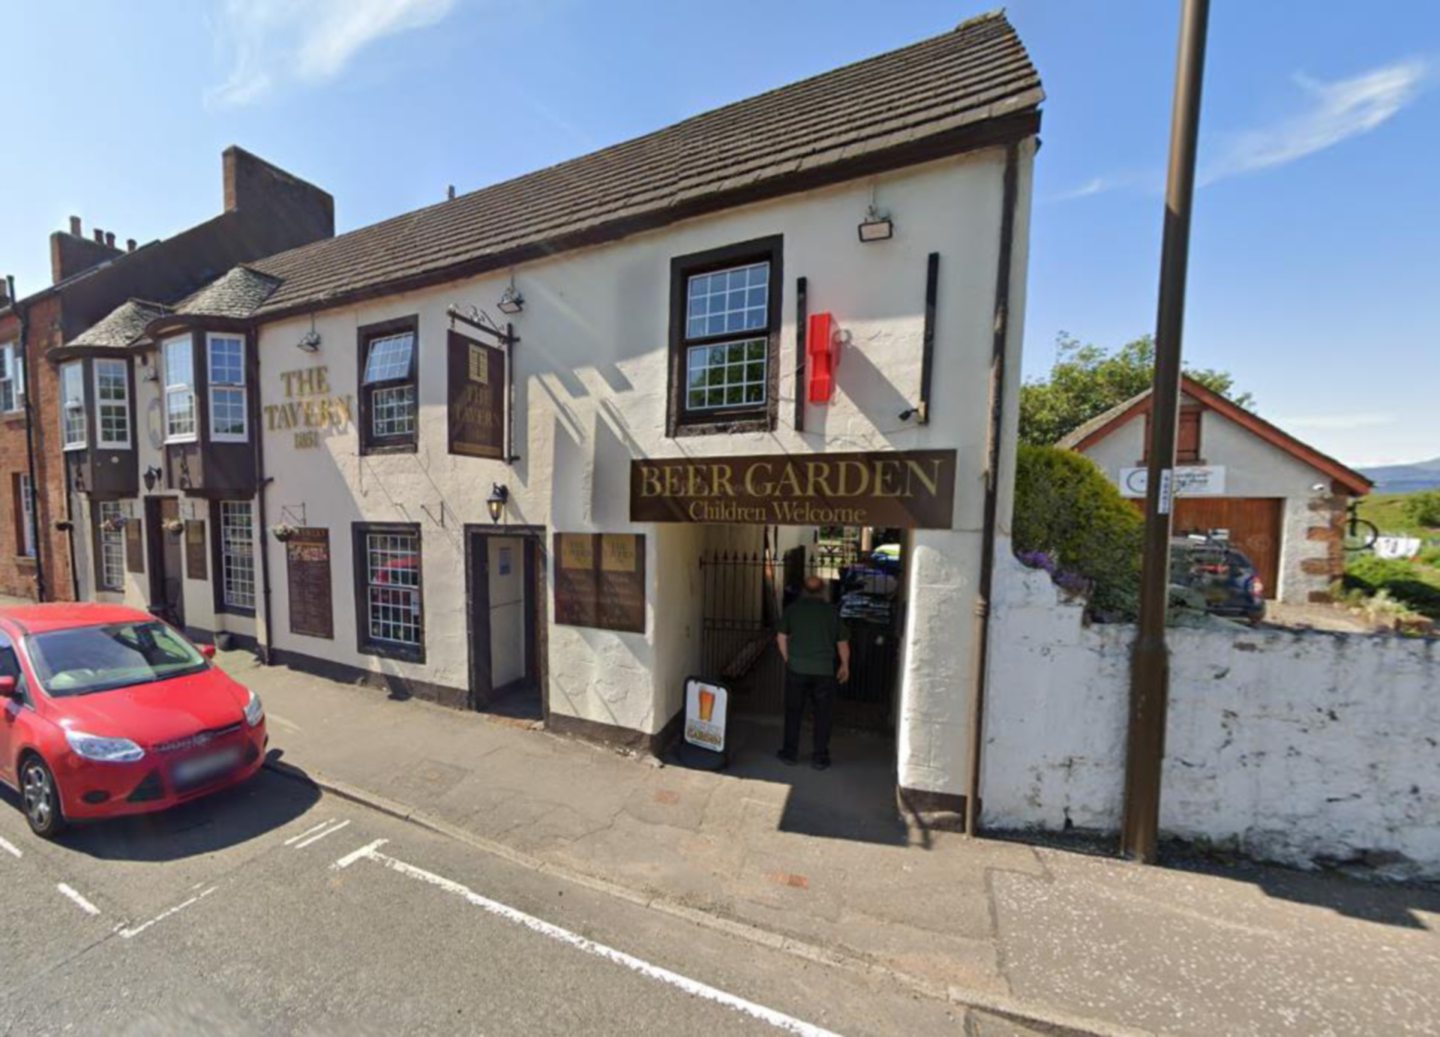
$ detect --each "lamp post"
[1122,0,1211,864]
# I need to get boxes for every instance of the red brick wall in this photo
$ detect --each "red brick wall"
[0,296,75,601]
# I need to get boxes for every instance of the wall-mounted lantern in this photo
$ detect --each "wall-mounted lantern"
[858,204,894,243]
[143,465,163,492]
[497,284,524,316]
[486,483,509,525]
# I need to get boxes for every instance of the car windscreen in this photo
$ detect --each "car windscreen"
[27,621,207,697]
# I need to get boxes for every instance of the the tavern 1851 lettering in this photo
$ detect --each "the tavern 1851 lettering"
[630,450,957,529]
[264,365,354,449]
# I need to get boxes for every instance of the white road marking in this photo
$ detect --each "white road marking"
[293,819,351,850]
[57,883,100,916]
[0,835,21,859]
[115,886,218,939]
[284,819,335,846]
[334,841,840,1037]
[332,838,388,870]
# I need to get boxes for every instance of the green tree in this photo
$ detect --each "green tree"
[1403,490,1440,529]
[1020,333,1253,446]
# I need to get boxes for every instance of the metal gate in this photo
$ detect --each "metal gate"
[698,546,899,731]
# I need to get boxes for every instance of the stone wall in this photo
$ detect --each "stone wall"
[982,549,1440,877]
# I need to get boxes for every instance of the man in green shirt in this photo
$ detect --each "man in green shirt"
[776,575,850,770]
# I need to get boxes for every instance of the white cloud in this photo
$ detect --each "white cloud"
[1274,412,1396,431]
[1203,59,1430,184]
[207,0,457,108]
[1048,176,1120,203]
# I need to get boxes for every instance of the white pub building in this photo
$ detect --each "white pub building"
[63,14,1043,820]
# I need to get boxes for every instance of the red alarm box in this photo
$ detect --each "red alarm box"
[807,311,836,404]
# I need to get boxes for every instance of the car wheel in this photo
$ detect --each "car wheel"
[20,755,66,838]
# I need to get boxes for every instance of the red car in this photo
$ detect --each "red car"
[0,604,267,838]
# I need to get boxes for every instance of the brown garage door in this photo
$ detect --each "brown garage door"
[1172,498,1282,599]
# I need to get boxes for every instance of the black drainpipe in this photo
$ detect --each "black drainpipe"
[251,326,274,665]
[6,277,45,602]
[963,140,1021,837]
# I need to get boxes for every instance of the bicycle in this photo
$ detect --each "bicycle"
[1342,500,1380,553]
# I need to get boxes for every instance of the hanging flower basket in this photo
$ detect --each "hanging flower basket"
[100,515,129,534]
[270,523,299,543]
[162,518,186,536]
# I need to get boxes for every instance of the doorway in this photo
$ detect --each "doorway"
[145,497,185,628]
[465,525,544,719]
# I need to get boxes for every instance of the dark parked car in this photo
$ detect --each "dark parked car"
[1170,536,1266,625]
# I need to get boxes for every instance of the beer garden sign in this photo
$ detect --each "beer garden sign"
[630,449,956,529]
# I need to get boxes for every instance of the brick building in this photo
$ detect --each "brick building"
[0,148,334,601]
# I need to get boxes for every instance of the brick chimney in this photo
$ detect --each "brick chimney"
[50,216,123,284]
[222,146,334,240]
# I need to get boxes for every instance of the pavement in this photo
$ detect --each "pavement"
[225,651,1440,1036]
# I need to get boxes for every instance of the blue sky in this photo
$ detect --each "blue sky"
[2,1,1434,466]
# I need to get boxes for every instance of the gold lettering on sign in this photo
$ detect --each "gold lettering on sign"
[266,365,352,446]
[468,345,489,384]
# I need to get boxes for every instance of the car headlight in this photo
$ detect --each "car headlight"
[243,689,264,728]
[66,729,145,764]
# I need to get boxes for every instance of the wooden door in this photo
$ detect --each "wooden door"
[1172,497,1282,599]
[145,497,186,626]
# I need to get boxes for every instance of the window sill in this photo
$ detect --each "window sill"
[672,413,774,438]
[14,556,37,567]
[358,641,425,665]
[165,438,199,447]
[359,441,419,456]
[216,603,256,619]
[62,444,88,453]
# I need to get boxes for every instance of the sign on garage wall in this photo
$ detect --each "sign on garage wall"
[1119,465,1226,498]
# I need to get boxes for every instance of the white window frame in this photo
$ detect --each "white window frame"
[219,500,256,611]
[0,342,23,414]
[207,333,248,442]
[96,501,125,593]
[60,361,87,450]
[18,474,35,558]
[94,358,131,449]
[163,336,197,444]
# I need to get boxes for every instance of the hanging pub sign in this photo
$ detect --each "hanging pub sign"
[553,532,645,633]
[630,449,956,529]
[286,528,334,640]
[447,329,506,459]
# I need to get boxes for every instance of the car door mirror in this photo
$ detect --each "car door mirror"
[0,676,17,699]
[198,644,217,660]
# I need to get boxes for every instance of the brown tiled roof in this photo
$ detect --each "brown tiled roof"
[63,299,171,350]
[174,266,281,318]
[248,12,1041,317]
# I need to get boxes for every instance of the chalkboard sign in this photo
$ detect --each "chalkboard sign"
[286,528,333,640]
[447,329,506,459]
[184,521,207,581]
[553,533,644,634]
[125,518,144,573]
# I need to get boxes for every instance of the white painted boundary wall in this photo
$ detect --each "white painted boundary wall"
[982,546,1440,877]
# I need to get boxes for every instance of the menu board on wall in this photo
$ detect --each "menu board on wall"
[553,533,645,634]
[125,519,144,573]
[184,521,207,581]
[447,329,506,459]
[286,528,334,640]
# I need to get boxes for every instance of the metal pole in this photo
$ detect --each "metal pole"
[1121,0,1210,863]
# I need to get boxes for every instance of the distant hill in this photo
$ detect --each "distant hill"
[1361,457,1440,493]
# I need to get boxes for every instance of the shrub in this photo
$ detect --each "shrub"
[1013,444,1143,619]
[1344,555,1440,619]
[1403,491,1440,529]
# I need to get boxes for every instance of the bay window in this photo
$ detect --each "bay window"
[208,334,247,441]
[60,361,86,449]
[163,336,196,442]
[94,358,131,448]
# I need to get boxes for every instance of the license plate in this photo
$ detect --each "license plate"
[172,747,242,787]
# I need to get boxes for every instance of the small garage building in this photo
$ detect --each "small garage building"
[1060,376,1372,605]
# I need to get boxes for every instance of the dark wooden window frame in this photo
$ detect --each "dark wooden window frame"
[210,499,257,618]
[666,235,783,437]
[352,520,425,663]
[357,315,420,455]
[1142,404,1204,465]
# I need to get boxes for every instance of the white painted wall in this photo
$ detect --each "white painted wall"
[1078,397,1340,603]
[253,141,1036,765]
[983,549,1440,877]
